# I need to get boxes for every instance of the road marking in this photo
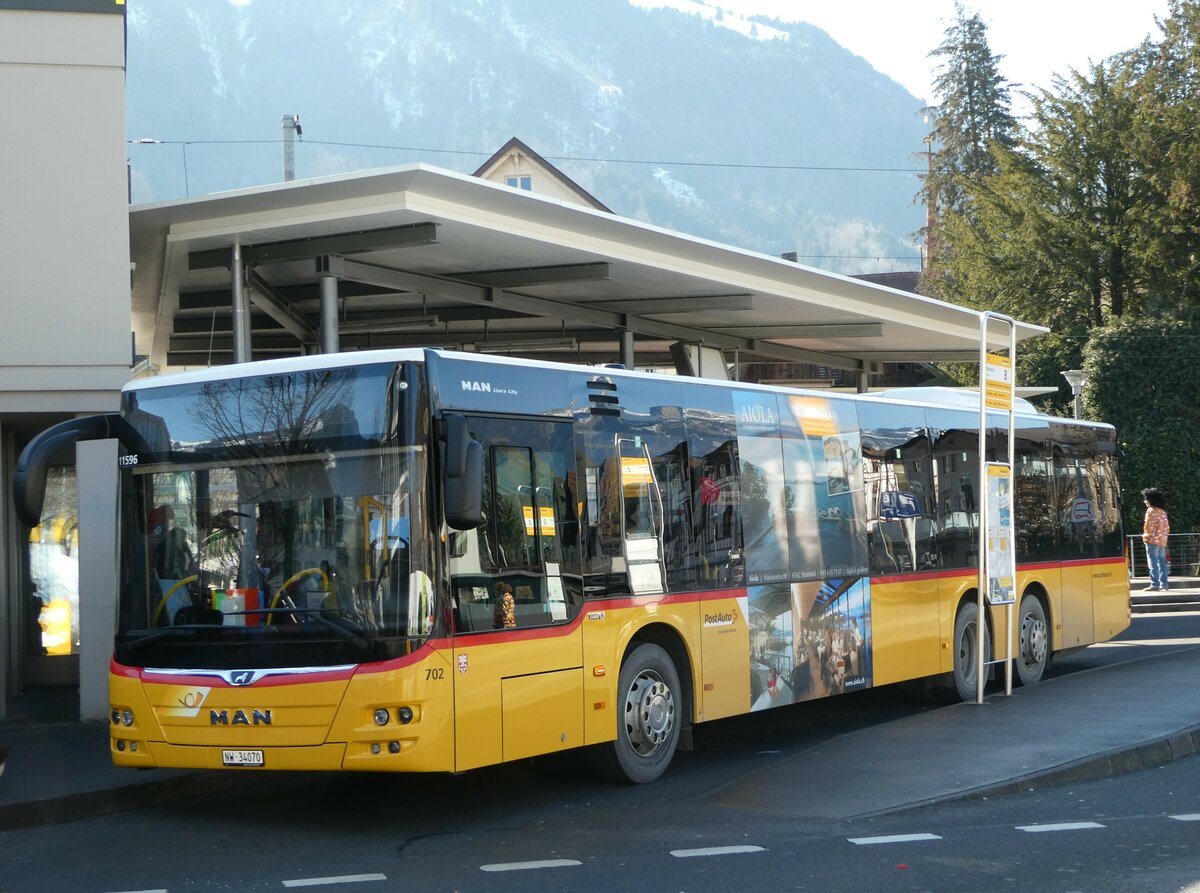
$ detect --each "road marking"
[1170,814,1200,822]
[670,845,766,858]
[847,833,941,846]
[282,874,387,888]
[1016,822,1105,833]
[108,889,168,893]
[479,860,581,872]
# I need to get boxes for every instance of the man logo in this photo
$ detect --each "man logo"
[210,709,273,726]
[230,670,255,686]
[461,380,492,392]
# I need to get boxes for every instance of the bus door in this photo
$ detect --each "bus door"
[448,417,583,771]
[618,436,667,595]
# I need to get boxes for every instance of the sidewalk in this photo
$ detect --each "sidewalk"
[709,644,1200,820]
[2,618,1199,830]
[1129,575,1200,613]
[0,689,273,831]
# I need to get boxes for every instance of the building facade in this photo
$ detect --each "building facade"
[1,0,129,718]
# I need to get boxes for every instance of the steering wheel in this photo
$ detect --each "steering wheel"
[266,567,331,625]
[152,575,199,626]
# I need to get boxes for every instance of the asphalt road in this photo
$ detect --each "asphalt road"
[1,612,1196,893]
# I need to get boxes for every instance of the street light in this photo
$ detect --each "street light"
[1062,369,1086,419]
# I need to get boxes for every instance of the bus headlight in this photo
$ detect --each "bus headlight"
[397,706,414,724]
[121,709,135,727]
[373,707,390,727]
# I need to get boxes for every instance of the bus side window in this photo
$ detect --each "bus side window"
[449,419,579,631]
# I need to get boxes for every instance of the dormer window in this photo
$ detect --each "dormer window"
[505,175,532,191]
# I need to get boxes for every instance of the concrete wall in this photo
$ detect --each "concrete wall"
[0,7,131,408]
[1,5,129,717]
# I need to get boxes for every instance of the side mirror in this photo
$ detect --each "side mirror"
[13,413,135,527]
[443,414,482,530]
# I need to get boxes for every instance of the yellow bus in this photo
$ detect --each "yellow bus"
[12,349,1129,783]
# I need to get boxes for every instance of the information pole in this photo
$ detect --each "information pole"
[977,312,1017,704]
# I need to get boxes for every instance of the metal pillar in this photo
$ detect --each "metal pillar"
[231,240,251,364]
[319,273,340,354]
[620,330,635,369]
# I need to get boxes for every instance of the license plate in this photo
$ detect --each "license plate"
[222,749,264,767]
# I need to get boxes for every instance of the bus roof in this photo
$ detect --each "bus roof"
[125,348,1108,430]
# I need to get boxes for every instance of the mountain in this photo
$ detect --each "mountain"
[124,0,928,274]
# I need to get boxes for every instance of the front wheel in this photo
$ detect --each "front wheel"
[589,642,681,784]
[952,601,991,702]
[1014,594,1049,686]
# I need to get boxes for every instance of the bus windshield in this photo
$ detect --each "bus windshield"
[114,363,432,669]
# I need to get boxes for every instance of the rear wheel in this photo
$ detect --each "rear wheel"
[589,642,681,784]
[952,601,991,702]
[1014,594,1049,686]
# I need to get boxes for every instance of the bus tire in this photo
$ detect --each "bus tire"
[952,602,991,702]
[1014,594,1049,686]
[589,642,681,784]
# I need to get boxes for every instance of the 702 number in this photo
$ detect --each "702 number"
[425,667,444,681]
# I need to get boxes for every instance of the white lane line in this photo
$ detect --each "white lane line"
[670,845,766,858]
[108,889,168,893]
[1016,822,1105,833]
[282,874,387,888]
[1170,814,1200,822]
[847,833,941,846]
[479,860,582,872]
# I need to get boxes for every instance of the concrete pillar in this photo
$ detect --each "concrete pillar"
[320,273,340,354]
[76,438,118,722]
[857,370,870,394]
[282,115,299,182]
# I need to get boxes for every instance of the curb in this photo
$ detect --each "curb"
[0,769,284,832]
[857,725,1200,820]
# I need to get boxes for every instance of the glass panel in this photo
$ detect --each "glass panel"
[860,403,936,574]
[492,446,538,569]
[1093,440,1124,558]
[1052,423,1103,559]
[28,467,80,657]
[682,384,742,589]
[1013,421,1057,562]
[123,364,396,464]
[928,408,980,571]
[118,444,426,667]
[448,418,580,630]
[780,394,868,580]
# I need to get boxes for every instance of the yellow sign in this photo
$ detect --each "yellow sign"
[621,456,653,485]
[522,505,556,536]
[984,353,1013,411]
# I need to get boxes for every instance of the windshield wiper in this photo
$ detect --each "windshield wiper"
[119,624,219,653]
[256,608,374,653]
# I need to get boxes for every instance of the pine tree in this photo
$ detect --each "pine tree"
[921,3,1016,237]
[1130,0,1200,310]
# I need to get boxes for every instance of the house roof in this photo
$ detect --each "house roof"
[471,136,613,213]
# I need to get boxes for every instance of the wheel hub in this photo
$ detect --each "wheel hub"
[1021,613,1047,666]
[957,620,978,683]
[625,671,675,756]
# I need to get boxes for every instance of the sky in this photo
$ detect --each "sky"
[711,1,1169,111]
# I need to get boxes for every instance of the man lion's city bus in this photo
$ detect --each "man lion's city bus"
[13,349,1130,783]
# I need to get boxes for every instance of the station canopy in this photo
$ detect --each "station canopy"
[129,163,1047,375]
